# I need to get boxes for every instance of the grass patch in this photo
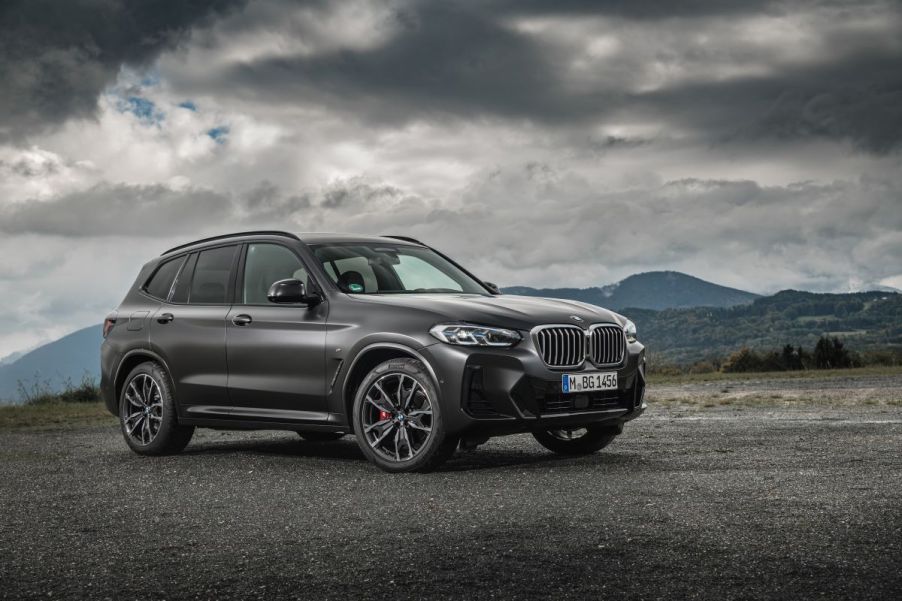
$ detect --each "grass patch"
[647,364,902,386]
[0,402,114,431]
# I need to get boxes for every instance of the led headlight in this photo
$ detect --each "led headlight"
[429,324,521,347]
[623,319,637,343]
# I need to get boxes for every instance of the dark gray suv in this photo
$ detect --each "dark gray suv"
[101,231,646,472]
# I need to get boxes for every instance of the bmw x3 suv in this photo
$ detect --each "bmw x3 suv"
[101,231,646,472]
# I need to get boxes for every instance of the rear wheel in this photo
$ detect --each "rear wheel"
[352,358,457,473]
[297,431,345,442]
[532,424,617,456]
[119,362,194,455]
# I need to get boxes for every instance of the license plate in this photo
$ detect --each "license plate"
[562,372,618,393]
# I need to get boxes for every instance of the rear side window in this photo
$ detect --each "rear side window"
[144,256,185,300]
[189,246,237,304]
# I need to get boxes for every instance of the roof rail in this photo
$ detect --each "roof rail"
[382,235,425,245]
[161,231,301,256]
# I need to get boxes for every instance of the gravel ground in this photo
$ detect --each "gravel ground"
[649,372,902,405]
[1,403,901,600]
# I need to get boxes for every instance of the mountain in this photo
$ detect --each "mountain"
[0,325,101,403]
[505,271,759,311]
[0,349,27,366]
[626,290,902,364]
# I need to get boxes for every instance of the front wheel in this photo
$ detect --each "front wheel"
[532,424,617,456]
[352,358,457,473]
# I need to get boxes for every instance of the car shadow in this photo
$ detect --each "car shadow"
[180,433,646,472]
[441,447,643,472]
[183,436,367,463]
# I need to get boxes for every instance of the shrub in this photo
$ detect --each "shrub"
[17,374,100,405]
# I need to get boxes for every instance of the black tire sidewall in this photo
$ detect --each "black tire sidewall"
[352,358,455,472]
[532,424,617,456]
[119,361,193,456]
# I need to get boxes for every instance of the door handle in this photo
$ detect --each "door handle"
[156,313,174,324]
[232,314,252,326]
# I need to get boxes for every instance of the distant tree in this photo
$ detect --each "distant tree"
[814,336,852,369]
[722,348,762,373]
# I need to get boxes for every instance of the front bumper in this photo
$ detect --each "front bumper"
[423,340,646,436]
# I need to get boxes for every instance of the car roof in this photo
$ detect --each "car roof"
[160,231,423,256]
[298,233,424,247]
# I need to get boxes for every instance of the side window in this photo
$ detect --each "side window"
[242,244,310,304]
[394,254,463,292]
[170,253,197,304]
[189,246,237,304]
[144,256,185,300]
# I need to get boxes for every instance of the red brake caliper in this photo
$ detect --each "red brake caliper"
[379,410,392,422]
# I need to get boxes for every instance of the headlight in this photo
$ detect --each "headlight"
[429,324,521,347]
[623,319,637,343]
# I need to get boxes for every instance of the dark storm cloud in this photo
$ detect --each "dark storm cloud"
[0,183,231,236]
[0,0,245,140]
[172,0,902,154]
[495,0,781,19]
[221,2,581,124]
[639,50,902,154]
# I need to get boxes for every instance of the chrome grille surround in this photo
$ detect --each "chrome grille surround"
[587,323,626,367]
[532,323,627,369]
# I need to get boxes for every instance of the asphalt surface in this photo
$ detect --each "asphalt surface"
[1,405,901,600]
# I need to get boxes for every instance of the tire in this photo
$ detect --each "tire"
[119,361,194,456]
[532,424,617,456]
[297,431,345,442]
[352,358,457,473]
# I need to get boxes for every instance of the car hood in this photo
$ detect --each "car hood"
[348,293,625,331]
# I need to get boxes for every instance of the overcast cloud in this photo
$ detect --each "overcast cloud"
[0,0,900,356]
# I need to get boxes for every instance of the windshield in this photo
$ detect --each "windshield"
[312,243,489,295]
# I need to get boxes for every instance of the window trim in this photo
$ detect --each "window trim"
[233,241,324,307]
[141,254,188,301]
[167,252,198,305]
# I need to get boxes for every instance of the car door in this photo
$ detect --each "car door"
[148,245,239,419]
[226,242,329,422]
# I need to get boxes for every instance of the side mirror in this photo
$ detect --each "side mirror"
[267,279,320,306]
[483,281,502,295]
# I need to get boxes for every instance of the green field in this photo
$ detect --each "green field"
[0,401,112,430]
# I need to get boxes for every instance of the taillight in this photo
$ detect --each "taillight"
[103,316,117,338]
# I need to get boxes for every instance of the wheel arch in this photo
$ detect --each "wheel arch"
[341,342,439,427]
[113,350,173,411]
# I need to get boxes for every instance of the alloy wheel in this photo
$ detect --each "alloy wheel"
[122,373,164,446]
[361,373,434,462]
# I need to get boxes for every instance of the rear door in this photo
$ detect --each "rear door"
[149,245,239,419]
[226,242,329,422]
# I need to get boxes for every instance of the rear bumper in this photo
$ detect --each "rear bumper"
[423,340,646,436]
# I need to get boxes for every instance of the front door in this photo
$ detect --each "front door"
[226,242,329,422]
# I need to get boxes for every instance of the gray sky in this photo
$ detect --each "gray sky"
[1,0,901,356]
